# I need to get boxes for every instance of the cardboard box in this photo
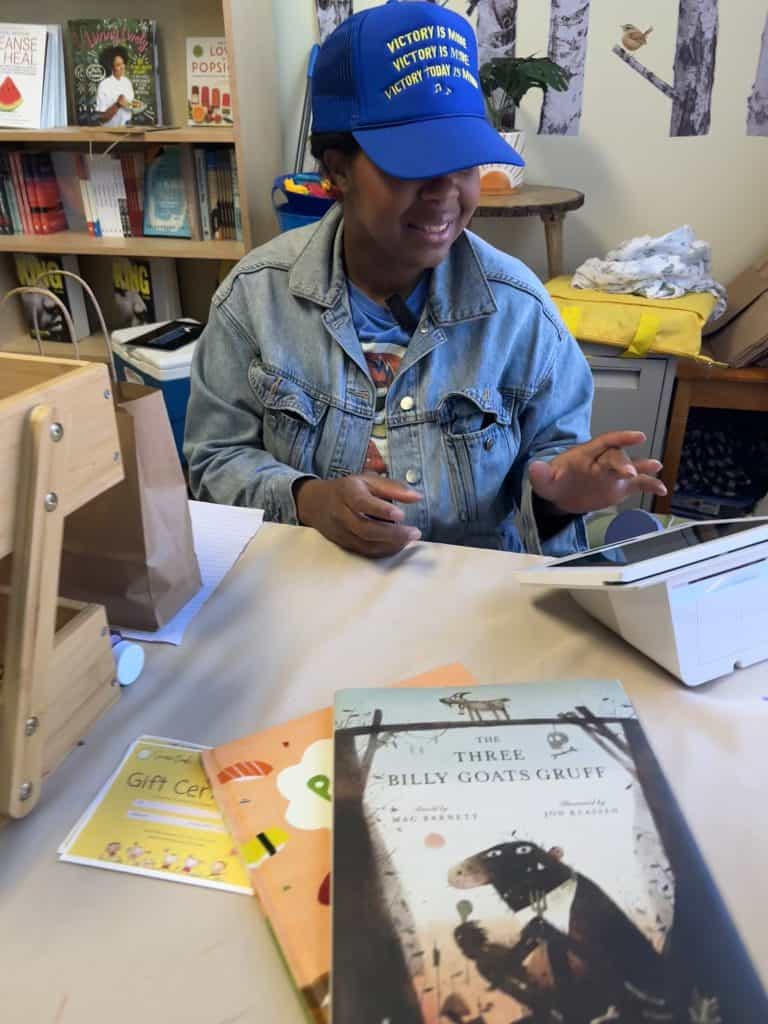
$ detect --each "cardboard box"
[704,256,768,367]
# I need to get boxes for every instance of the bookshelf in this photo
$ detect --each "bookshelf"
[0,0,282,354]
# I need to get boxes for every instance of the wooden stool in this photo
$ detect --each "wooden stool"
[656,361,768,514]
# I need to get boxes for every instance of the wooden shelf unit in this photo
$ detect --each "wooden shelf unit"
[0,0,275,356]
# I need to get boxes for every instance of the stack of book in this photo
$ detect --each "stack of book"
[0,149,66,236]
[203,670,768,1024]
[0,145,241,241]
[0,23,66,130]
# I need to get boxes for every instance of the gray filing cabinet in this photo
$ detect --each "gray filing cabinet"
[580,343,677,510]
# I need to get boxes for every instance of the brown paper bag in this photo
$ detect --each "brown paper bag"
[59,380,202,630]
[6,273,202,630]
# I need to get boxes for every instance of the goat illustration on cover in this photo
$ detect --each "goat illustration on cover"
[332,681,767,1024]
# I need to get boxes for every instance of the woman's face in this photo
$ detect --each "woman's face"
[331,150,480,284]
[112,55,126,79]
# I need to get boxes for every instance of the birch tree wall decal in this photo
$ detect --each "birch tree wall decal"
[612,0,719,137]
[471,0,519,67]
[315,0,353,44]
[747,12,768,136]
[538,0,592,136]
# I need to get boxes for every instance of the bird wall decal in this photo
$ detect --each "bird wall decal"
[621,24,654,52]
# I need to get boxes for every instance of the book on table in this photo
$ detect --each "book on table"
[202,663,477,1024]
[331,679,768,1024]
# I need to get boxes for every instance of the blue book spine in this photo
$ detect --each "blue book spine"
[143,147,191,238]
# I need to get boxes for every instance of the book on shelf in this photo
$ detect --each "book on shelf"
[13,252,89,341]
[332,679,768,1024]
[0,143,238,242]
[143,146,191,238]
[201,663,477,1024]
[186,37,232,126]
[67,18,161,128]
[111,255,181,328]
[0,23,66,130]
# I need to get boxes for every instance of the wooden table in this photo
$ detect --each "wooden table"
[1,523,766,1022]
[473,184,585,280]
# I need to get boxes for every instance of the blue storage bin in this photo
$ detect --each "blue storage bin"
[272,173,336,233]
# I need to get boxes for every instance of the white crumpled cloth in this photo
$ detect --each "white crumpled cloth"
[572,225,727,321]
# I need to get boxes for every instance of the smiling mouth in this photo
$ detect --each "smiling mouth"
[408,220,454,240]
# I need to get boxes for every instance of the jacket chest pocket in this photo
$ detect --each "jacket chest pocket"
[251,366,329,471]
[438,389,519,524]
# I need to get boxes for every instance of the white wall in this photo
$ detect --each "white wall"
[267,0,768,284]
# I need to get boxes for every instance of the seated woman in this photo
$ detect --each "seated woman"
[184,0,665,558]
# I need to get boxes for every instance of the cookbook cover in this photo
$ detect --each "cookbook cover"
[68,18,160,127]
[186,37,231,126]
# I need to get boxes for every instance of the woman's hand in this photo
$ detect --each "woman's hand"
[528,431,667,515]
[295,474,422,557]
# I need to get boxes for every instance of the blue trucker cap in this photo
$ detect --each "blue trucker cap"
[311,0,524,180]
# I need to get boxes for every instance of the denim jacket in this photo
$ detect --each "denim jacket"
[184,205,593,555]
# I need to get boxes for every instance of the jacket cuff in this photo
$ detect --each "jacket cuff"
[263,471,317,525]
[519,473,587,557]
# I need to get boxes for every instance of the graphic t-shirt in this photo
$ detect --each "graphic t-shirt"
[348,275,429,475]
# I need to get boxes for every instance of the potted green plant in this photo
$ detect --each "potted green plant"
[478,55,571,192]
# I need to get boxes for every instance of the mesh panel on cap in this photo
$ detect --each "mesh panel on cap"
[311,17,359,130]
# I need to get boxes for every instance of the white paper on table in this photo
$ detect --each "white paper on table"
[117,501,264,646]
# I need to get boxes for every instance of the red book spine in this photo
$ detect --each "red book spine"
[21,154,42,234]
[34,154,68,234]
[9,153,32,235]
[120,152,143,238]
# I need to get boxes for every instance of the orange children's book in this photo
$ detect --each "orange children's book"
[202,664,477,1024]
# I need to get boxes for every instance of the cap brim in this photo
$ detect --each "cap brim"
[352,115,524,180]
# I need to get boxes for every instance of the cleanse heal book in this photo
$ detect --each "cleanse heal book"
[202,663,477,1024]
[332,680,768,1024]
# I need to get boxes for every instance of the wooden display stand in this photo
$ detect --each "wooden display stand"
[0,353,123,820]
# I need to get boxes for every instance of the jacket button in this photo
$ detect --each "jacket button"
[419,324,429,335]
[400,396,414,411]
[484,435,495,450]
[405,468,421,485]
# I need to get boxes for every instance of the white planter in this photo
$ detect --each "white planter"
[479,129,526,193]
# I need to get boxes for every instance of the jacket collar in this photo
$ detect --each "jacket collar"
[288,204,498,323]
